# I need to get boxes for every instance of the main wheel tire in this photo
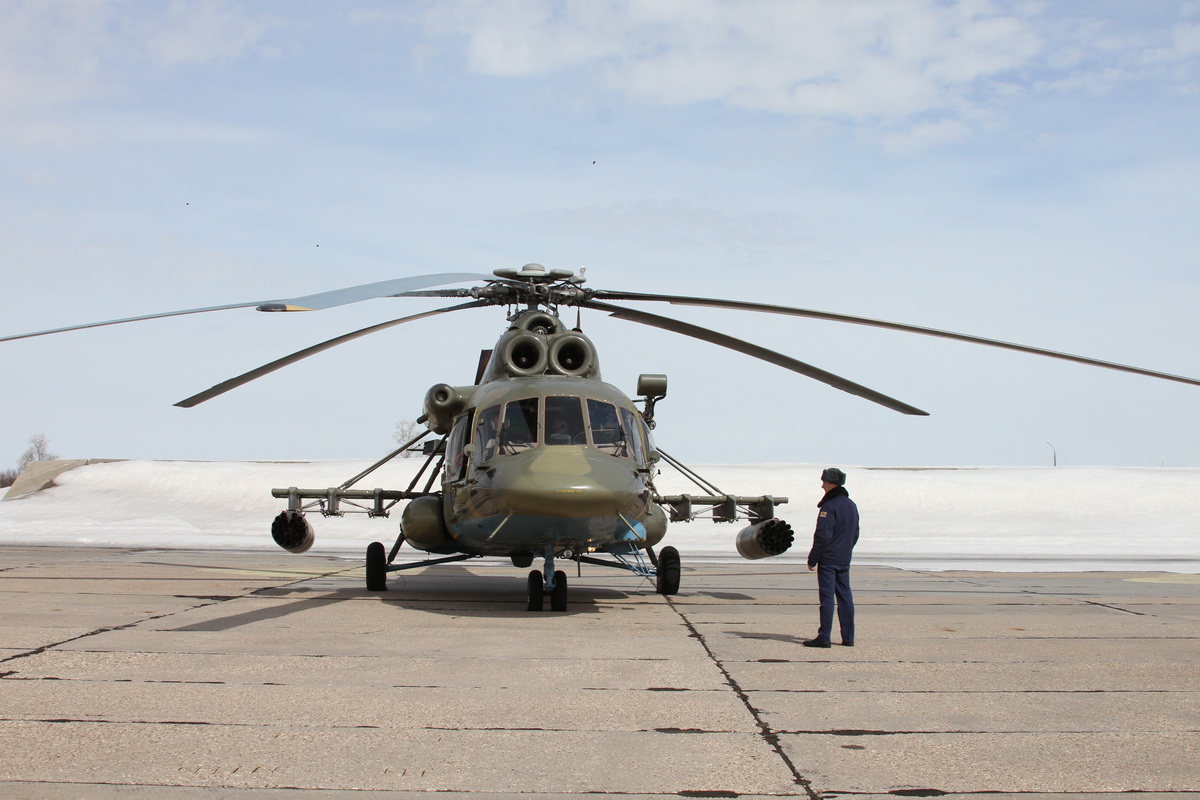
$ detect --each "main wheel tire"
[526,569,544,611]
[655,545,681,595]
[366,541,387,591]
[550,570,568,611]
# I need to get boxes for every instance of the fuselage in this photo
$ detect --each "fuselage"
[437,375,665,558]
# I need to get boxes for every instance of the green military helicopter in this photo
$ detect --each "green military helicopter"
[4,263,1199,610]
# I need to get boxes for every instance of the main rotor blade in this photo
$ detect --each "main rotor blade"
[1,273,488,342]
[591,290,1200,388]
[0,301,263,343]
[175,300,487,407]
[586,300,928,415]
[256,273,488,311]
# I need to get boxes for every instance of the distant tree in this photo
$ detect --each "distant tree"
[392,420,420,458]
[19,434,57,469]
[2,434,58,488]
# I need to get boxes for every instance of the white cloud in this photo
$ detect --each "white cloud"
[881,117,975,152]
[543,198,810,258]
[1144,20,1200,63]
[422,0,1043,120]
[0,0,112,109]
[416,0,1200,146]
[0,1,282,121]
[139,1,281,67]
[1031,11,1200,94]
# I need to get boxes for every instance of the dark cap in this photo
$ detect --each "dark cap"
[821,467,846,485]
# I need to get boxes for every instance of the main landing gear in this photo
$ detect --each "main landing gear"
[363,538,478,593]
[366,541,387,591]
[655,545,681,595]
[364,539,681,612]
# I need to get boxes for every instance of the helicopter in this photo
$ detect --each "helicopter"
[4,262,1199,611]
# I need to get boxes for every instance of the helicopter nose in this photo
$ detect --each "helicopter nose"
[491,447,643,518]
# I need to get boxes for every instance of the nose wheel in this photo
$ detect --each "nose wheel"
[526,569,544,611]
[526,568,569,611]
[550,570,568,611]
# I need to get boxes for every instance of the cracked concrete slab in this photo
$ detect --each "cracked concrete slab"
[1,547,1197,797]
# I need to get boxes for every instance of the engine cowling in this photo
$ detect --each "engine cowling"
[474,309,605,383]
[271,511,315,554]
[423,384,475,435]
[735,518,794,560]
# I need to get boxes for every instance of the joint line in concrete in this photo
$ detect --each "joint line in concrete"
[666,596,821,800]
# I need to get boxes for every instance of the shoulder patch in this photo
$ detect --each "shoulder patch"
[819,511,827,517]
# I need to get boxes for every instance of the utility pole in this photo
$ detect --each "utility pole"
[1046,441,1057,467]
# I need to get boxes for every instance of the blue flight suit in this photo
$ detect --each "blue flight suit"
[808,486,860,643]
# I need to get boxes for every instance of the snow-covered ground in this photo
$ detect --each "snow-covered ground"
[1,459,1197,572]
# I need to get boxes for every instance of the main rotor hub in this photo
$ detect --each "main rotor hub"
[475,263,590,312]
[492,263,578,283]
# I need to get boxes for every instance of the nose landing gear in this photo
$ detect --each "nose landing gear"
[526,568,569,612]
[527,546,570,611]
[526,569,544,611]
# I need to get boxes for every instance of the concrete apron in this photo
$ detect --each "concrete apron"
[0,545,1197,799]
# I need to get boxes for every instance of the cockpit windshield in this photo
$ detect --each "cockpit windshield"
[587,398,626,456]
[545,396,586,445]
[501,397,539,454]
[471,395,646,459]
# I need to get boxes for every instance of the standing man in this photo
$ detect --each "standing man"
[803,467,860,648]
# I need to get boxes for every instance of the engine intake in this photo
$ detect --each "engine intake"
[735,518,794,560]
[548,332,596,377]
[500,331,549,376]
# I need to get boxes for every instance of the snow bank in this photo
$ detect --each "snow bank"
[1,459,1197,572]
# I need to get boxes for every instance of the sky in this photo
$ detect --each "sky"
[4,460,1199,572]
[1,1,1199,468]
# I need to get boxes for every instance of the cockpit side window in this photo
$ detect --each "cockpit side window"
[545,396,586,445]
[500,397,539,455]
[587,399,627,457]
[445,412,472,480]
[473,405,501,461]
[619,407,648,464]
